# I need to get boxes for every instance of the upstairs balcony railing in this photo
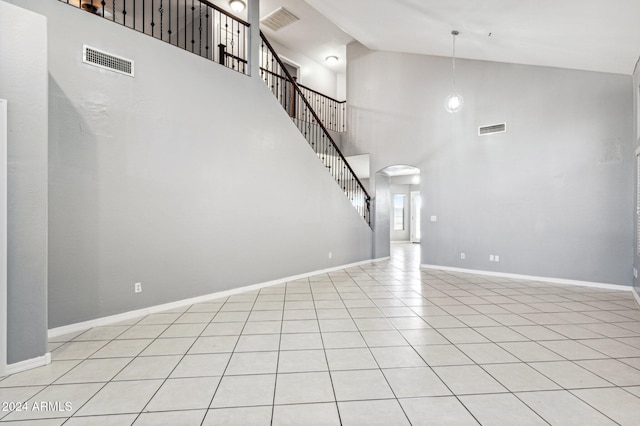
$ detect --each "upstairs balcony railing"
[259,33,370,225]
[59,0,250,74]
[61,2,346,132]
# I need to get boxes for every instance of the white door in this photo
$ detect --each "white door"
[410,191,421,243]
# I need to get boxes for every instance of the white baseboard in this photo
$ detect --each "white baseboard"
[371,256,391,262]
[49,256,388,338]
[5,352,50,376]
[421,264,632,292]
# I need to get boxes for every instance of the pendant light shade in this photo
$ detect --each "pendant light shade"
[445,30,463,113]
[445,93,463,113]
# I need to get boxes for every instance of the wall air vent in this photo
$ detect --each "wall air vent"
[261,7,300,31]
[478,122,506,136]
[83,45,134,77]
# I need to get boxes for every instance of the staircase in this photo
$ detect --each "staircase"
[59,0,370,226]
[258,34,370,225]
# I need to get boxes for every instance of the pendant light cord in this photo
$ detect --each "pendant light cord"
[451,30,459,91]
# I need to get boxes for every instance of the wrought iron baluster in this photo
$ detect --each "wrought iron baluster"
[151,0,156,37]
[168,0,172,43]
[224,16,229,64]
[191,0,195,52]
[159,1,164,41]
[205,5,209,59]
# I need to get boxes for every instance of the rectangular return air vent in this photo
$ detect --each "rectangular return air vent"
[83,45,134,77]
[478,122,506,136]
[261,7,300,31]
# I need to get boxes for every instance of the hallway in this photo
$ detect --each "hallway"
[1,244,640,424]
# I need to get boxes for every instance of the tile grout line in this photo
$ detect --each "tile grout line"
[200,292,261,425]
[269,278,289,425]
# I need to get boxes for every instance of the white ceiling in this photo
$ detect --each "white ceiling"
[259,0,353,73]
[302,0,640,75]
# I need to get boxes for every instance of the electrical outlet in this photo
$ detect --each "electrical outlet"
[328,251,332,259]
[634,268,638,278]
[489,255,494,262]
[495,255,500,262]
[134,282,142,293]
[460,253,466,260]
[430,216,437,222]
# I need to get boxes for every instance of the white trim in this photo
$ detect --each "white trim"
[0,99,7,376]
[372,256,391,262]
[49,257,389,338]
[5,353,51,376]
[420,264,632,292]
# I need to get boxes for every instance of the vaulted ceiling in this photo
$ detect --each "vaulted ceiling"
[304,0,640,75]
[252,0,640,76]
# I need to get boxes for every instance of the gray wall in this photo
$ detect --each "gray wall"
[13,0,372,328]
[348,42,634,285]
[634,56,640,294]
[373,172,390,258]
[0,1,49,363]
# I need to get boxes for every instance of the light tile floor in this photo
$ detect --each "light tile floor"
[2,244,640,425]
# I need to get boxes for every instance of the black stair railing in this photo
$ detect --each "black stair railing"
[59,0,250,74]
[255,72,346,133]
[259,32,370,225]
[296,82,346,133]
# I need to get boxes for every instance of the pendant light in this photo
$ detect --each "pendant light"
[445,30,463,113]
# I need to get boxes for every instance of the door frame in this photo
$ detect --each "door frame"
[410,190,421,243]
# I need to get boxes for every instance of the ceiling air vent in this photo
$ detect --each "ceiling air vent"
[83,45,134,77]
[478,122,506,136]
[261,7,300,31]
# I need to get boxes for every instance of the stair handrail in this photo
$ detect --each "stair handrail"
[296,82,346,105]
[260,32,370,223]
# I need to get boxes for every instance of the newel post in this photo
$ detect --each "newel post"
[248,0,260,78]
